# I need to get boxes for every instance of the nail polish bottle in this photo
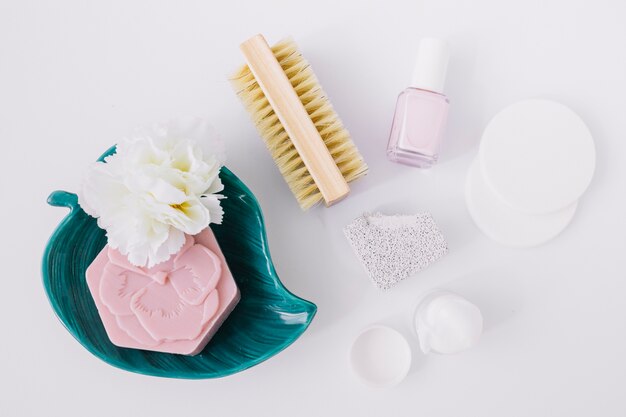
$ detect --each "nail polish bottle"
[387,38,450,168]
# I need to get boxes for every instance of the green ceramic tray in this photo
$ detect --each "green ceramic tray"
[42,146,316,379]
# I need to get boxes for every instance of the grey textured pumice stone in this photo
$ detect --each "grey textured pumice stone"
[343,212,448,290]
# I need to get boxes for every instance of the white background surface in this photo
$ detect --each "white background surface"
[2,0,625,415]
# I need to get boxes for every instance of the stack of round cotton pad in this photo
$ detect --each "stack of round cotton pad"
[466,99,595,247]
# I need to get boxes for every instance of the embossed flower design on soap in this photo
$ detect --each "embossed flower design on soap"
[86,230,240,355]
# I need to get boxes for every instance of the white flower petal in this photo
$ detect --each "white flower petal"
[203,174,224,195]
[200,194,224,225]
[80,119,224,267]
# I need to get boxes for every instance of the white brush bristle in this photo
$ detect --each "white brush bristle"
[231,39,368,210]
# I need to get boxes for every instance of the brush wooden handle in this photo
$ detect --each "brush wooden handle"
[240,34,350,206]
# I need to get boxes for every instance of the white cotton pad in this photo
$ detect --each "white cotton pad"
[415,291,483,355]
[466,158,578,247]
[479,99,595,214]
[350,325,412,388]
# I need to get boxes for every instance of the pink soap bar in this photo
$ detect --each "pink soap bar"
[86,228,240,355]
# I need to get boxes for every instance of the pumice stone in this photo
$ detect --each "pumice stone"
[343,212,448,289]
[415,291,483,354]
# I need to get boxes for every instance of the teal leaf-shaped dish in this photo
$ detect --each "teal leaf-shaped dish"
[42,146,316,379]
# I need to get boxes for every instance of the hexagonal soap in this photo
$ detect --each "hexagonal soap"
[86,228,240,355]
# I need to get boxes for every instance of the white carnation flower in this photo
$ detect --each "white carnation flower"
[79,119,225,267]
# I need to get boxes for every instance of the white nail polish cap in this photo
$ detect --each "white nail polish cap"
[410,38,450,94]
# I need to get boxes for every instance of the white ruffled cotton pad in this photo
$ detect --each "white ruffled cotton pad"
[415,291,483,355]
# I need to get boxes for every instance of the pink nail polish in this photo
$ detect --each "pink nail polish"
[387,38,450,168]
